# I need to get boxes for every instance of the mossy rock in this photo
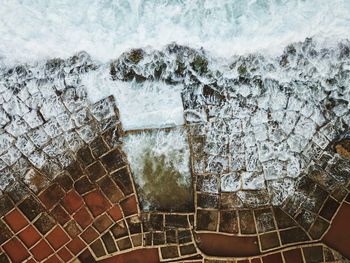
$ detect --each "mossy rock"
[190,55,208,75]
[237,64,248,76]
[280,54,289,67]
[122,70,146,82]
[128,49,144,64]
[285,44,297,55]
[154,62,167,80]
[339,42,350,58]
[175,58,186,76]
[110,63,117,80]
[46,58,64,71]
[69,51,90,65]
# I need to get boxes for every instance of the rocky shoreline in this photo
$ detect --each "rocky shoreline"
[1,38,350,262]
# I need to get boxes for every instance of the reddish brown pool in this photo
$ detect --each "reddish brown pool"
[323,202,350,259]
[98,248,160,263]
[195,233,260,257]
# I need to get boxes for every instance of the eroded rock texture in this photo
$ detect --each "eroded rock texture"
[0,39,350,262]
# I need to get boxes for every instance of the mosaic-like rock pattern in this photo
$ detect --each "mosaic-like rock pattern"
[1,39,350,262]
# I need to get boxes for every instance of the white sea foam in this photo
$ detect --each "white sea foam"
[1,0,350,66]
[81,69,184,130]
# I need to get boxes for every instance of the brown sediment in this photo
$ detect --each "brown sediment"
[335,142,350,159]
[195,233,260,257]
[139,151,194,212]
[98,248,160,263]
[322,202,350,259]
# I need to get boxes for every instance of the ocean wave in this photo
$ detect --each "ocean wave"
[0,0,350,66]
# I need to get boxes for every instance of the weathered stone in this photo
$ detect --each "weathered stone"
[90,239,106,258]
[97,176,123,203]
[101,149,126,173]
[117,237,132,250]
[319,197,340,221]
[280,227,309,245]
[254,208,276,233]
[102,232,118,253]
[111,167,134,195]
[180,244,197,256]
[303,246,324,263]
[76,146,94,167]
[0,195,14,217]
[165,214,188,229]
[309,217,329,239]
[197,193,219,209]
[86,161,106,181]
[161,246,179,259]
[111,220,128,239]
[274,208,297,229]
[295,209,316,230]
[23,169,50,193]
[33,212,56,235]
[74,176,95,195]
[219,210,238,234]
[259,232,280,251]
[18,196,44,221]
[196,209,218,231]
[178,230,192,244]
[153,232,165,245]
[238,210,256,234]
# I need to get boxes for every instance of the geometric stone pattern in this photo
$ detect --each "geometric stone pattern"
[0,52,120,192]
[194,145,350,253]
[1,39,350,262]
[201,244,348,263]
[141,212,200,261]
[0,124,139,262]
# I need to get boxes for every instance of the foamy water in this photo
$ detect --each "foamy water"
[1,0,350,66]
[81,70,185,131]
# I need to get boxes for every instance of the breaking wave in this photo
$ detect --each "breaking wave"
[1,0,350,66]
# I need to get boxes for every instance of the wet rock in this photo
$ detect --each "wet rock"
[110,63,117,80]
[237,64,247,76]
[127,49,144,64]
[190,55,208,75]
[196,209,218,231]
[45,58,64,74]
[175,57,186,77]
